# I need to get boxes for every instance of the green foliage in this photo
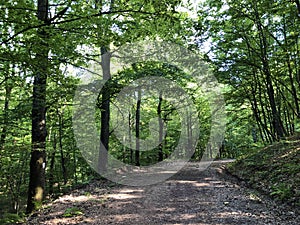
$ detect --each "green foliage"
[101,61,212,165]
[227,135,300,205]
[0,213,25,225]
[197,0,300,143]
[270,183,293,201]
[1,0,299,217]
[1,0,194,216]
[63,207,84,218]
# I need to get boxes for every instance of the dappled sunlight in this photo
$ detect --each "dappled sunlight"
[279,147,299,159]
[56,194,98,203]
[25,161,300,224]
[160,207,177,212]
[119,188,144,194]
[175,180,197,184]
[173,213,197,220]
[112,213,143,222]
[41,216,96,225]
[212,210,272,220]
[35,186,43,201]
[107,188,144,200]
[106,193,142,200]
[173,180,211,187]
[194,182,215,187]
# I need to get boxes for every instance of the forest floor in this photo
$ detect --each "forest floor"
[24,160,299,225]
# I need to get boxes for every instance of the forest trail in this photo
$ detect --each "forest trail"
[25,160,299,225]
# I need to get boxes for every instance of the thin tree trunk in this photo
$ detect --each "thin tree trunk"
[128,111,133,164]
[48,130,56,195]
[26,0,49,214]
[257,77,274,142]
[135,88,141,166]
[254,4,285,139]
[0,69,12,151]
[250,90,265,143]
[58,109,67,185]
[157,91,163,162]
[283,17,300,118]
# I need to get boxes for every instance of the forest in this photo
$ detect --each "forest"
[0,0,299,223]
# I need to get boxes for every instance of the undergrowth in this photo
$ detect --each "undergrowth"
[227,134,300,207]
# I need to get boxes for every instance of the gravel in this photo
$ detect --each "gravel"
[25,161,300,225]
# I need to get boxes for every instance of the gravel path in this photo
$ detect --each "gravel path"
[25,161,299,225]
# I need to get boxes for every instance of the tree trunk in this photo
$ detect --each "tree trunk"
[128,111,133,164]
[157,92,163,162]
[283,17,300,118]
[95,0,114,174]
[98,46,111,173]
[0,68,12,151]
[48,130,56,195]
[254,4,284,139]
[26,0,49,214]
[58,109,67,185]
[135,88,141,166]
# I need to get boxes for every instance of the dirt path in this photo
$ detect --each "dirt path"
[25,161,299,225]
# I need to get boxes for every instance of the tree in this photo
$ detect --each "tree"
[0,0,198,216]
[93,0,193,171]
[196,0,300,143]
[26,0,49,214]
[135,87,141,166]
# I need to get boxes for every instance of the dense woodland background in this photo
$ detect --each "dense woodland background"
[0,0,299,221]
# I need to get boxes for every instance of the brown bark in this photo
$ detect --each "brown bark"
[98,46,111,173]
[135,88,141,166]
[58,109,67,185]
[0,71,12,150]
[128,111,133,164]
[48,130,56,195]
[26,0,49,214]
[254,3,285,139]
[157,92,163,162]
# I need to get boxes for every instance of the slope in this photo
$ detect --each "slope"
[227,134,300,207]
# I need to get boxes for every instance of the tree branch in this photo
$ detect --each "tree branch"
[1,10,165,45]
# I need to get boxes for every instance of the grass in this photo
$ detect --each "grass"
[227,134,300,207]
[0,213,25,224]
[62,207,84,218]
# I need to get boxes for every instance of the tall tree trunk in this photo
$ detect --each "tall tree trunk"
[26,0,49,214]
[250,88,266,143]
[58,109,67,185]
[135,88,141,166]
[98,46,111,173]
[186,110,193,157]
[254,4,284,139]
[0,67,12,151]
[157,91,163,162]
[97,0,114,173]
[128,111,133,164]
[48,129,56,195]
[283,17,300,118]
[257,78,274,142]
